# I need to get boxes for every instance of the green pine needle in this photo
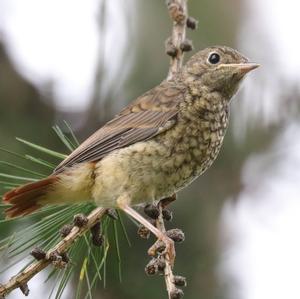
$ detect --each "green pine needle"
[0,173,37,182]
[63,120,80,147]
[16,137,67,160]
[0,121,130,299]
[0,161,45,178]
[25,155,56,169]
[52,125,76,152]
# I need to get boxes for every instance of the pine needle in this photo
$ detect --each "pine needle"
[117,210,132,247]
[52,125,76,152]
[113,221,122,282]
[63,121,80,146]
[0,173,37,182]
[16,137,67,160]
[0,125,126,299]
[0,161,45,178]
[25,155,56,169]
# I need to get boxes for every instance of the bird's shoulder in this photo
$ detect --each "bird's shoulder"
[54,81,187,173]
[118,80,187,115]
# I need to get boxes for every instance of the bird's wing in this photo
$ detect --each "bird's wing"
[54,82,186,174]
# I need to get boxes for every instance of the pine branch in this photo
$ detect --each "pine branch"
[158,1,196,298]
[166,0,188,80]
[0,208,107,298]
[165,1,188,298]
[156,201,178,299]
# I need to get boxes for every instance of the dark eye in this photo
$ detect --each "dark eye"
[208,52,220,64]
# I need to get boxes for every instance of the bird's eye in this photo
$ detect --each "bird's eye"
[208,52,220,64]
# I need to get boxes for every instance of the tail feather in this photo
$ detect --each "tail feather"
[3,176,57,218]
[5,203,42,218]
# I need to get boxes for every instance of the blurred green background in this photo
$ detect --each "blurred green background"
[1,0,300,298]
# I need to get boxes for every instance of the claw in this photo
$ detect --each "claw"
[148,234,175,267]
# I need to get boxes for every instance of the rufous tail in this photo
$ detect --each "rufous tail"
[3,176,58,218]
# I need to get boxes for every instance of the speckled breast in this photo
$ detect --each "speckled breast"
[153,97,229,198]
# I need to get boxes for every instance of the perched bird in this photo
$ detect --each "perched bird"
[3,46,259,258]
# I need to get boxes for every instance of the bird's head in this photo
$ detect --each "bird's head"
[183,46,259,98]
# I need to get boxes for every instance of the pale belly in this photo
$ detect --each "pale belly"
[92,129,225,207]
[53,96,228,207]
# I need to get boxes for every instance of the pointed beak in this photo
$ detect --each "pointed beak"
[237,62,260,74]
[219,62,260,75]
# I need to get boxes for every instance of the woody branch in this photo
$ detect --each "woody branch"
[0,208,107,298]
[143,1,197,298]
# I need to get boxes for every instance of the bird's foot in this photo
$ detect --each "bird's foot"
[148,234,175,267]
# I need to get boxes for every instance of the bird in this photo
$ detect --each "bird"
[2,46,259,261]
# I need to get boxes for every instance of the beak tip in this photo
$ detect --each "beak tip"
[252,63,261,69]
[241,62,260,74]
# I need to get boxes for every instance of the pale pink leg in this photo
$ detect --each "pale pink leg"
[117,195,175,265]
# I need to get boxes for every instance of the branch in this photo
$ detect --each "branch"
[165,0,189,298]
[156,202,178,299]
[166,0,188,80]
[0,207,107,298]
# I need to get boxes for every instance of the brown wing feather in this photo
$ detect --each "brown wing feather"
[54,82,185,174]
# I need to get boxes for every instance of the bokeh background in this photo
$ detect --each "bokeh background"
[1,0,300,298]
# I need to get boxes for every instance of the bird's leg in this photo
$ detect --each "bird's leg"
[117,195,175,266]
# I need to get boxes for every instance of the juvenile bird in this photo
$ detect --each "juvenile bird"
[3,46,259,258]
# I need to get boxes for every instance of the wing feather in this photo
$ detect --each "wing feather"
[54,82,185,174]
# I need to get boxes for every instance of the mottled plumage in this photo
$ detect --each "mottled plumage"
[3,46,259,218]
